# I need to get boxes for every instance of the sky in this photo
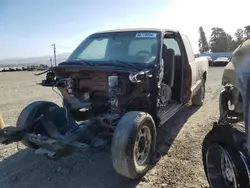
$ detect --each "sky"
[0,0,249,59]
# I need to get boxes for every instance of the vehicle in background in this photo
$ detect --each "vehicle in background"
[27,64,49,71]
[0,67,27,72]
[213,57,230,66]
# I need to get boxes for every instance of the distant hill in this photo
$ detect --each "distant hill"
[0,53,71,68]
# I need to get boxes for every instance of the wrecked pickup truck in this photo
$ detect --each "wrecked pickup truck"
[0,28,208,179]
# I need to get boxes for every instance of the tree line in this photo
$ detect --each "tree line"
[198,26,250,53]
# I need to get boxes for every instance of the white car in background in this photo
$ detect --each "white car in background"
[213,57,230,66]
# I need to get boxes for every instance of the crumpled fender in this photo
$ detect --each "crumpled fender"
[221,61,239,89]
[222,39,250,89]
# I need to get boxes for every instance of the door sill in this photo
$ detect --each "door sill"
[157,101,184,126]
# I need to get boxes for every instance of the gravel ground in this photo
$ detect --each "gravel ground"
[0,67,224,188]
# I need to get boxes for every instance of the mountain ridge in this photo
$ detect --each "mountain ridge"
[0,52,71,67]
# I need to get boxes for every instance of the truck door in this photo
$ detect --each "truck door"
[163,34,183,101]
[181,34,198,87]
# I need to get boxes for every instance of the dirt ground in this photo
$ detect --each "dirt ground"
[0,67,224,188]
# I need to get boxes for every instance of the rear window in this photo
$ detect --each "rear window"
[163,38,181,55]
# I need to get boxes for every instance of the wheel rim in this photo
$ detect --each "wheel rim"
[206,144,238,188]
[134,126,152,166]
[221,151,236,185]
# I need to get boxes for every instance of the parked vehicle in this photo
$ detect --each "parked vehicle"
[27,64,49,71]
[0,28,208,179]
[213,57,230,66]
[22,67,28,71]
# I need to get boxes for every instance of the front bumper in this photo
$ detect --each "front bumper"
[0,125,90,159]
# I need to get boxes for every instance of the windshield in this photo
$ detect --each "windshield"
[67,31,160,64]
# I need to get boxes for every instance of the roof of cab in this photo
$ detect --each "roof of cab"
[93,28,177,34]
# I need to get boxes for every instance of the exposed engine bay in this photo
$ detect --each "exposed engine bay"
[41,65,156,121]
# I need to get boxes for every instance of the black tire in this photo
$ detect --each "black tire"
[192,79,205,106]
[202,123,249,187]
[111,111,156,179]
[17,101,59,149]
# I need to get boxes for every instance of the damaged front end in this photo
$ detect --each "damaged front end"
[0,62,156,159]
[220,60,243,123]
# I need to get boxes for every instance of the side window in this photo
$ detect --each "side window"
[163,38,181,55]
[128,39,157,55]
[79,39,108,59]
[181,35,195,62]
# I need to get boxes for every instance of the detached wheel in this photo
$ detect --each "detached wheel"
[192,79,205,106]
[111,111,156,179]
[202,123,249,187]
[17,101,59,149]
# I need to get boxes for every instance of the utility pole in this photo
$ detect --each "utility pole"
[49,57,53,67]
[51,43,57,66]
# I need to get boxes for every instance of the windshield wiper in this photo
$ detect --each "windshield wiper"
[71,58,95,66]
[104,59,142,71]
